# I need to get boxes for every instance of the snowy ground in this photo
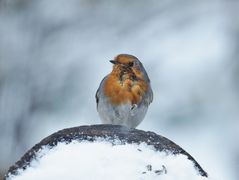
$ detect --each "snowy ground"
[7,140,208,180]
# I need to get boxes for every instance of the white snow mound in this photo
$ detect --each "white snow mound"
[8,140,208,180]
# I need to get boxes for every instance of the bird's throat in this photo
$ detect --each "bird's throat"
[104,69,148,105]
[117,67,137,85]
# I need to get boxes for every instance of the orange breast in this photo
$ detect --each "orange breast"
[103,73,148,105]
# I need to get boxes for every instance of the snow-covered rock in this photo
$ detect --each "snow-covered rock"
[5,125,208,180]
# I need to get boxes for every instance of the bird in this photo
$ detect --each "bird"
[95,54,153,128]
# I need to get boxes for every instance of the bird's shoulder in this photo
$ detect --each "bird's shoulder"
[95,75,109,105]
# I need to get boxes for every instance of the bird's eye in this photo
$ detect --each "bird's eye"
[128,62,134,67]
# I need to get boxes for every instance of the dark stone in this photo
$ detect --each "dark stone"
[4,124,208,179]
[154,165,167,175]
[146,165,152,171]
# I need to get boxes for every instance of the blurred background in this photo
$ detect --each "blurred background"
[0,0,239,179]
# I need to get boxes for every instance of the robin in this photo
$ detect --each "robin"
[96,54,153,128]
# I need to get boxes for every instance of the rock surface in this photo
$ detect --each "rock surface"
[5,124,208,179]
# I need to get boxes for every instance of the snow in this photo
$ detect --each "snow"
[7,140,208,180]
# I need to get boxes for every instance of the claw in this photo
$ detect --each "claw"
[131,104,137,110]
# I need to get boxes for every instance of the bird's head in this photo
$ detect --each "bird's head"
[110,54,145,79]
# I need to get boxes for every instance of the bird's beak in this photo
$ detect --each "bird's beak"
[109,60,117,64]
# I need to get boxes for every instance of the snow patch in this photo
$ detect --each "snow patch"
[7,140,208,180]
